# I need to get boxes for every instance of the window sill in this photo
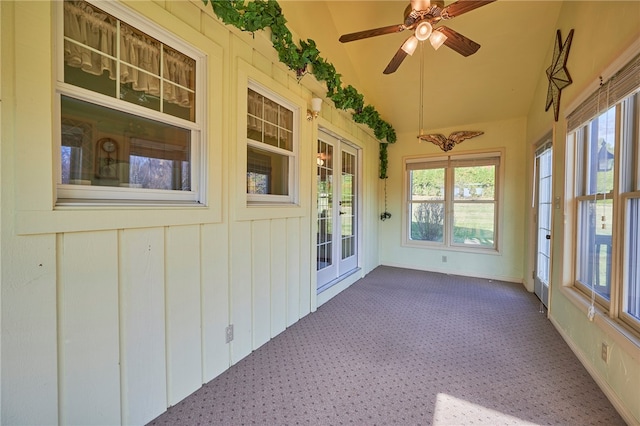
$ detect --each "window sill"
[401,240,501,255]
[15,203,219,235]
[560,285,640,363]
[235,202,306,222]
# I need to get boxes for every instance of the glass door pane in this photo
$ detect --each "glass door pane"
[535,144,552,308]
[339,146,357,272]
[317,132,359,291]
[317,140,334,274]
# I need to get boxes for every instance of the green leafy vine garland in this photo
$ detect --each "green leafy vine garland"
[202,0,396,178]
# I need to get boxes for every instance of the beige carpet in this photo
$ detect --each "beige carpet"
[149,266,626,425]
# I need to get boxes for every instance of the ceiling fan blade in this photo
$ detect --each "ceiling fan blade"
[339,24,406,43]
[383,46,409,74]
[441,0,496,19]
[437,26,481,57]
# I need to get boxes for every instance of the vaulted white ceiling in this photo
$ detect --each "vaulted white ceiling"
[278,1,563,135]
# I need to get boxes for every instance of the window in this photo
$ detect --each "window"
[567,52,640,333]
[57,0,204,204]
[404,152,501,251]
[246,85,297,203]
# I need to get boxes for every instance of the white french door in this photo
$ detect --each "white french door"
[534,141,553,308]
[316,131,359,291]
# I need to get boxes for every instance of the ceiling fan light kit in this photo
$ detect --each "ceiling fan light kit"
[401,36,419,55]
[429,30,447,50]
[415,21,433,41]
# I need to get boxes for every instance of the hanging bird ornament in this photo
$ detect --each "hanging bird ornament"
[417,130,484,152]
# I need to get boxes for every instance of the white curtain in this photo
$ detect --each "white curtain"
[63,1,193,108]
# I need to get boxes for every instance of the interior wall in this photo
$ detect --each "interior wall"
[0,1,381,424]
[378,117,527,283]
[523,1,640,424]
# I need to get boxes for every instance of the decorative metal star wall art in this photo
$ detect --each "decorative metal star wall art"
[545,29,574,121]
[418,131,484,152]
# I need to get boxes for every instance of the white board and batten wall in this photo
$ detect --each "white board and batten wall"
[0,1,380,425]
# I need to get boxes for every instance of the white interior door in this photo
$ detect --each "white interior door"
[534,141,553,308]
[317,131,359,291]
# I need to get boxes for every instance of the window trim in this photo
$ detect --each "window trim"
[620,192,640,330]
[234,59,309,222]
[15,0,223,235]
[245,81,299,205]
[55,0,207,205]
[402,150,503,253]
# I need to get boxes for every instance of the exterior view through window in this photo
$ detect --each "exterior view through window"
[405,152,501,250]
[567,52,640,333]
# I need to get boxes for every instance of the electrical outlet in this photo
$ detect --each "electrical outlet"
[601,342,610,363]
[442,255,447,263]
[225,325,234,343]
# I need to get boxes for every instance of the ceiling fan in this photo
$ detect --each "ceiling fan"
[339,0,496,74]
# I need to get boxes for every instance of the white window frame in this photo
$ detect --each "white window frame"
[245,81,299,205]
[403,151,502,252]
[55,0,207,206]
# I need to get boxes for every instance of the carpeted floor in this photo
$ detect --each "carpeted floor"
[149,266,626,425]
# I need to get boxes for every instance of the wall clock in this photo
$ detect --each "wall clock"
[96,137,119,179]
[545,29,574,122]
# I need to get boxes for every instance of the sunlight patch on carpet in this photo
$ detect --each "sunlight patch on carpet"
[433,393,539,425]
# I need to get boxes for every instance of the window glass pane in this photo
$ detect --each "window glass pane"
[410,202,444,242]
[410,169,444,200]
[121,79,161,112]
[61,117,94,184]
[248,89,263,119]
[576,198,612,300]
[264,123,279,148]
[341,151,356,259]
[120,23,160,76]
[279,107,293,151]
[61,95,191,190]
[246,86,296,202]
[587,106,616,194]
[63,1,195,122]
[453,203,495,246]
[163,46,195,90]
[65,63,117,97]
[317,140,333,269]
[624,198,640,320]
[163,83,194,121]
[454,165,495,200]
[280,129,293,152]
[247,88,294,152]
[247,146,288,196]
[263,97,279,124]
[64,1,117,92]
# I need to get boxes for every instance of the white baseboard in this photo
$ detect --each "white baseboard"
[381,262,524,286]
[549,316,639,426]
[316,269,363,307]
